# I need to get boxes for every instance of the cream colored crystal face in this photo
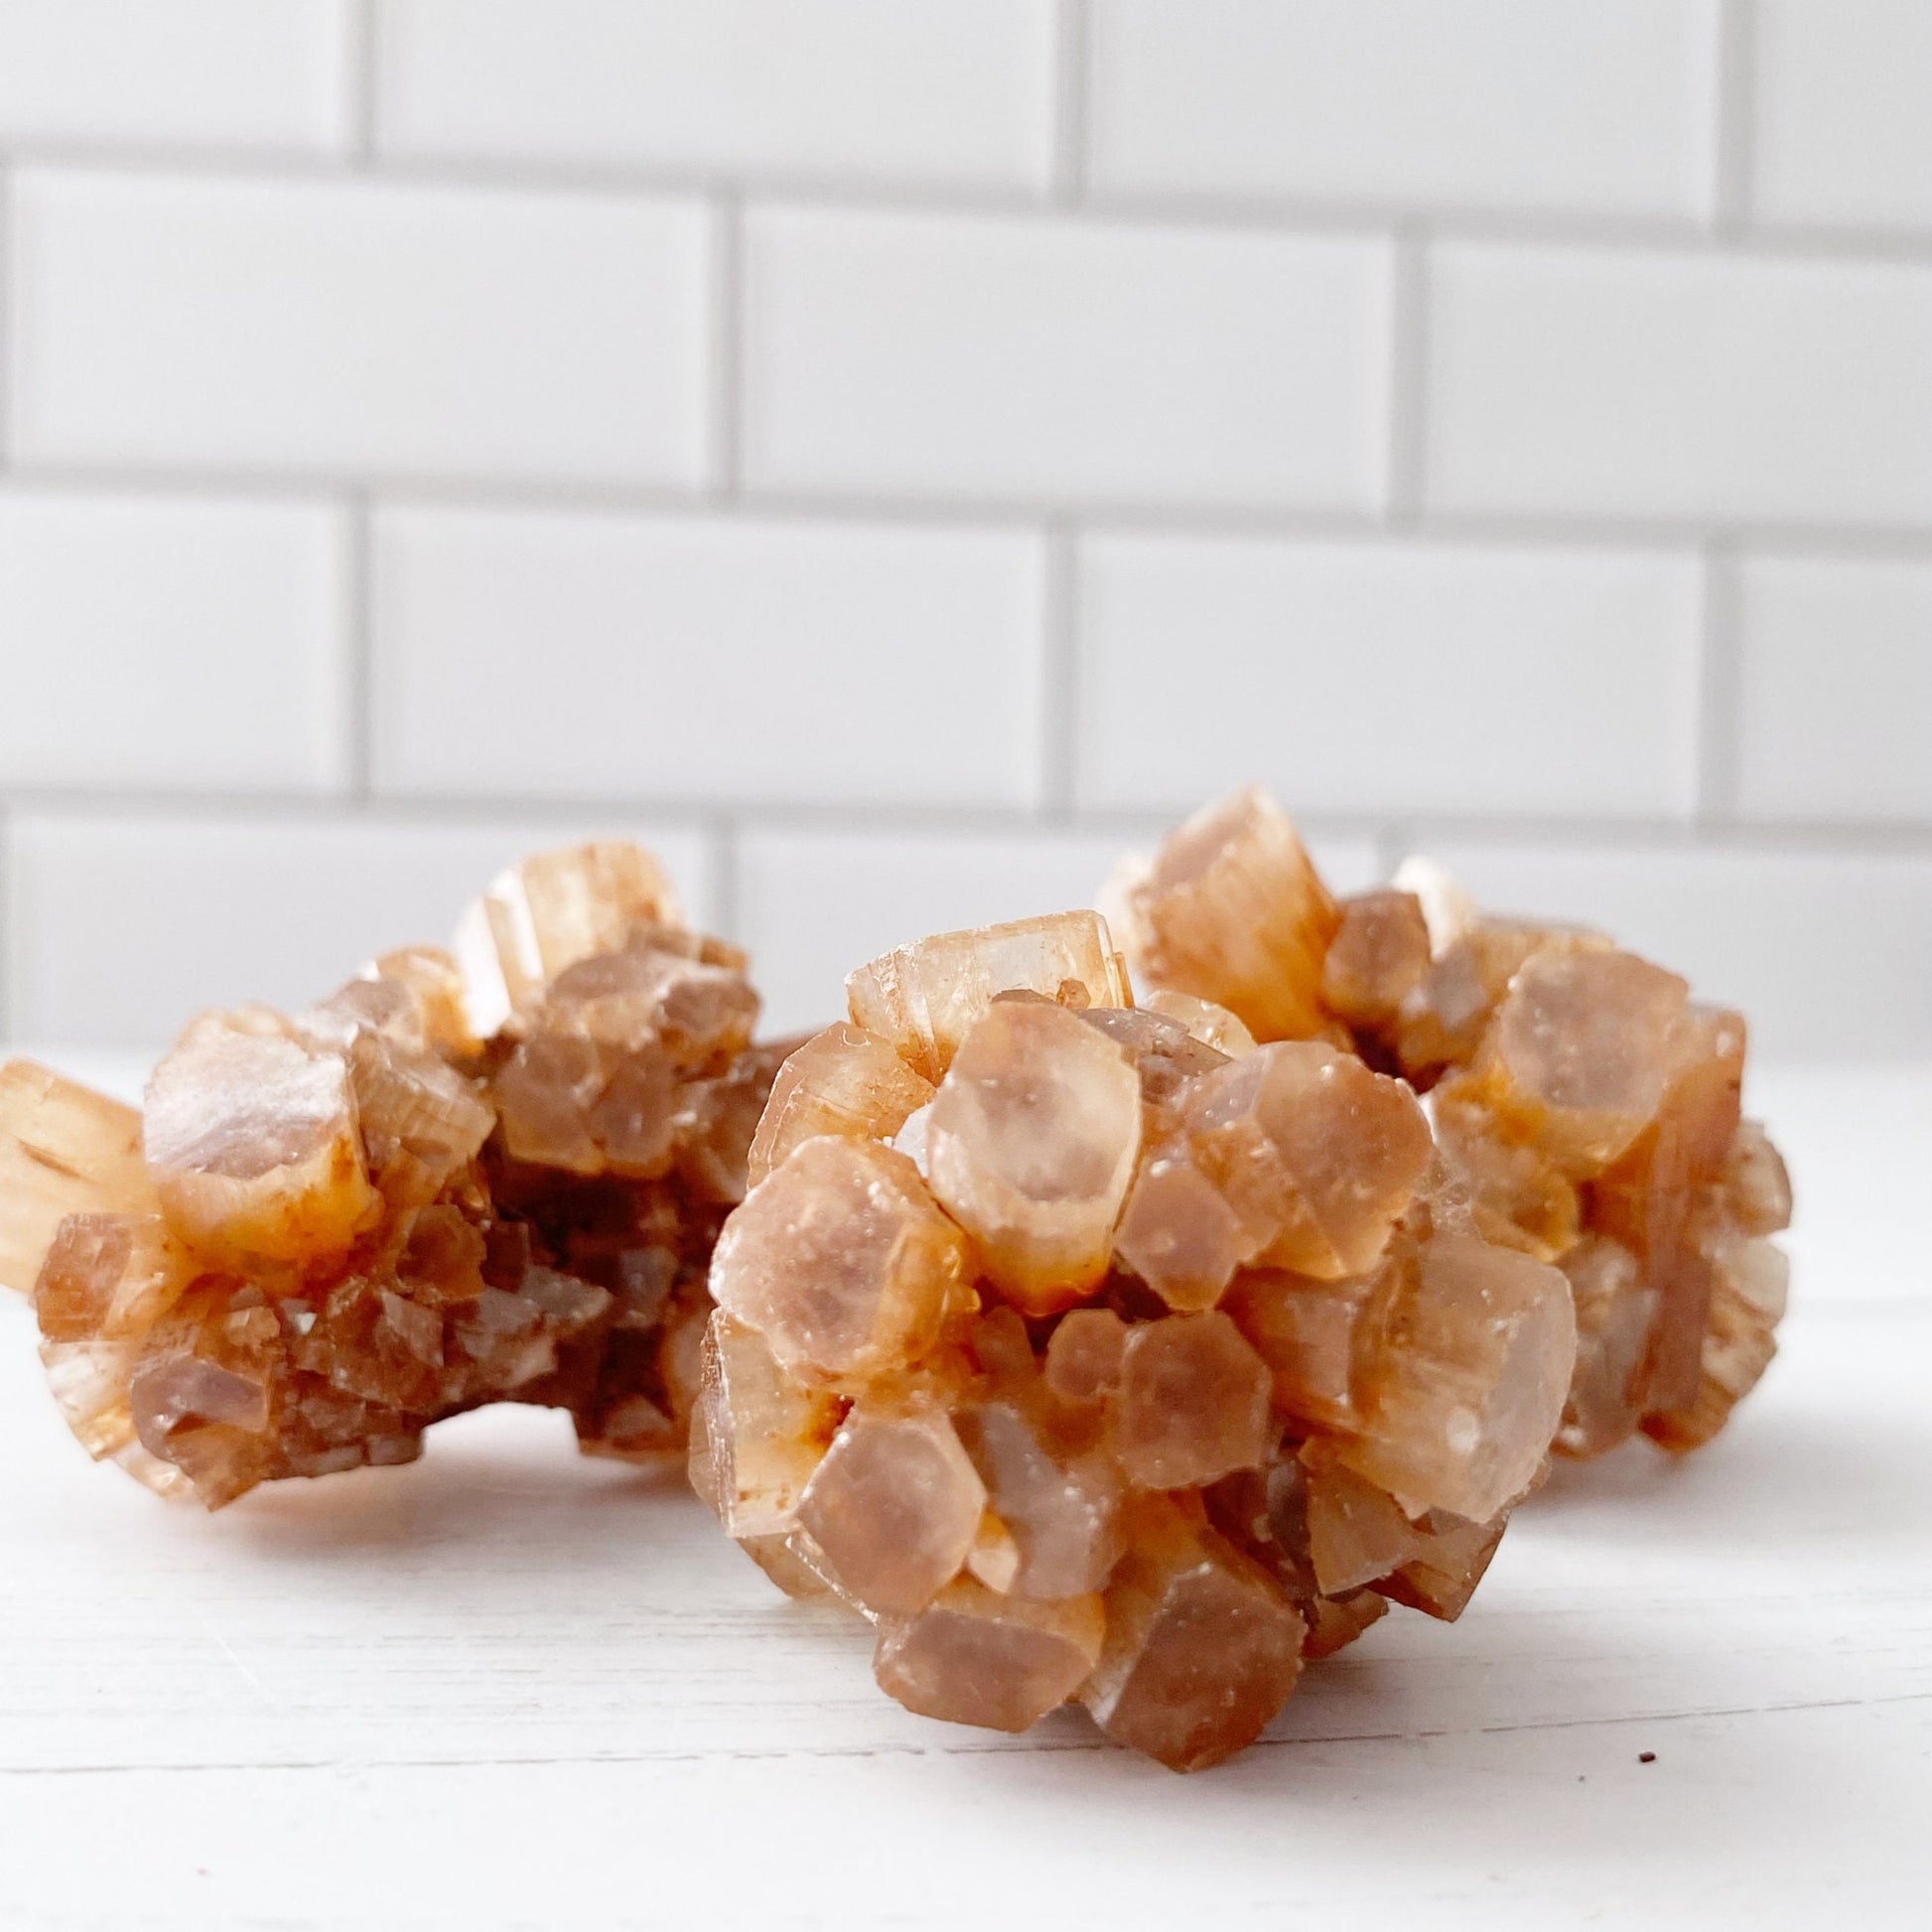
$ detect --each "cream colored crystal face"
[926,1001,1142,1315]
[845,910,1132,1084]
[3,839,785,1509]
[748,1023,934,1187]
[0,1061,149,1296]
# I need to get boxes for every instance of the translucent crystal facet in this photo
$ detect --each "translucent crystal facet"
[1080,1499,1305,1772]
[846,911,1132,1083]
[793,1404,987,1614]
[875,1582,1105,1734]
[1104,785,1339,1042]
[5,840,782,1507]
[701,843,1664,1771]
[926,1001,1141,1315]
[747,1023,935,1187]
[709,1136,968,1385]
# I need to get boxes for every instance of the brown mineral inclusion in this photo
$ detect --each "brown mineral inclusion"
[700,791,1789,1772]
[1,842,793,1507]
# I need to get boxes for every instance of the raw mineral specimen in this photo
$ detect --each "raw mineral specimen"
[1117,788,1793,1466]
[697,907,1580,1771]
[2,842,788,1506]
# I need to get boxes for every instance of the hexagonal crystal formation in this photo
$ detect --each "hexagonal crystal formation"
[705,884,1608,1770]
[1222,1266,1385,1435]
[6,839,787,1506]
[1116,1311,1272,1490]
[454,839,684,1037]
[143,1014,379,1268]
[1176,1040,1434,1280]
[709,1136,968,1385]
[926,1001,1141,1315]
[1138,989,1257,1059]
[1080,1498,1305,1772]
[1447,949,1692,1178]
[1321,890,1432,1032]
[1642,1228,1789,1452]
[954,1396,1122,1597]
[694,1313,841,1538]
[876,1581,1106,1734]
[1341,1215,1576,1523]
[748,1023,935,1187]
[1114,1151,1251,1311]
[0,1061,149,1296]
[793,1404,987,1614]
[1555,1235,1656,1459]
[1104,785,1339,1042]
[846,911,1131,1083]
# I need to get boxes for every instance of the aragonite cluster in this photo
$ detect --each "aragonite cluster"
[693,907,1583,1771]
[695,787,1791,1772]
[1106,786,1793,1461]
[0,842,788,1507]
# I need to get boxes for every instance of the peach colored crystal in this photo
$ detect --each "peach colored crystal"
[1119,788,1793,1475]
[2,841,790,1507]
[699,896,1593,1773]
[701,789,1790,1770]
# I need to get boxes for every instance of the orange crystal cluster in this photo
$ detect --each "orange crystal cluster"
[1109,787,1793,1464]
[694,905,1582,1771]
[0,842,787,1507]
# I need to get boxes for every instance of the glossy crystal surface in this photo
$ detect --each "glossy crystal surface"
[4,841,785,1507]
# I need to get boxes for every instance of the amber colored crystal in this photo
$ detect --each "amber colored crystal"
[1173,1040,1434,1280]
[4,840,787,1507]
[1114,788,1791,1493]
[699,867,1626,1771]
[454,839,684,1037]
[1103,786,1339,1043]
[1115,1311,1272,1490]
[1338,1210,1575,1524]
[0,1061,148,1298]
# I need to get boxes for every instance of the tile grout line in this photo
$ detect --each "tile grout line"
[1039,518,1081,819]
[0,156,11,469]
[1053,0,1091,205]
[1714,0,1756,233]
[1384,222,1430,526]
[0,777,1922,857]
[349,0,380,164]
[12,140,1928,266]
[1698,541,1744,824]
[708,191,745,500]
[344,491,375,802]
[8,459,1932,558]
[0,795,11,1043]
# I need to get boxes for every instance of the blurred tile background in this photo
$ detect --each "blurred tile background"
[0,0,1926,1054]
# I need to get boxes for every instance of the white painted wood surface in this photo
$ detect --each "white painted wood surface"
[2,1058,1926,1932]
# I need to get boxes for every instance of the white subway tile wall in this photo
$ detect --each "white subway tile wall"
[0,2,1924,1057]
